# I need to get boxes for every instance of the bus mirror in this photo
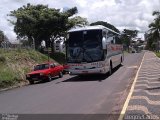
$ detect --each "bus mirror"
[67,34,69,39]
[102,37,107,49]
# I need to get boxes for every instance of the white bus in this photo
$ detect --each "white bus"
[66,25,123,75]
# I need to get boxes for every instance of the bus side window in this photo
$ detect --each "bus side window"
[111,37,115,44]
[115,36,122,44]
[111,40,114,44]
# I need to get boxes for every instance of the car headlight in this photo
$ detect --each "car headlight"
[40,73,44,76]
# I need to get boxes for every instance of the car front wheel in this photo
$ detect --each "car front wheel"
[59,72,63,78]
[47,75,52,82]
[29,80,34,84]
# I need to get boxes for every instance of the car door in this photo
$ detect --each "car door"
[54,63,61,76]
[50,64,56,77]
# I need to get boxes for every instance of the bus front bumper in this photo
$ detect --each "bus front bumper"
[69,67,109,75]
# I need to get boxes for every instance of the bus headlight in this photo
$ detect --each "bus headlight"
[97,62,104,68]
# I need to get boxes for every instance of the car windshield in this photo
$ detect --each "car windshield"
[34,64,49,71]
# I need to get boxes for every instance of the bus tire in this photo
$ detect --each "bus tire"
[109,61,112,75]
[120,56,123,66]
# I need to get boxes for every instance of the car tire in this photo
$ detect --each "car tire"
[29,80,34,84]
[47,75,52,82]
[59,72,63,78]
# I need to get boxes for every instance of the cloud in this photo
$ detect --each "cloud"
[0,0,159,41]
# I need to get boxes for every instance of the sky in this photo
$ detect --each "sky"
[0,0,160,42]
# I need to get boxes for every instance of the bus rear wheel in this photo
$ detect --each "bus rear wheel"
[109,63,112,75]
[121,57,123,63]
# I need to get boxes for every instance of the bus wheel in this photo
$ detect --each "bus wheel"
[120,57,123,66]
[109,63,112,75]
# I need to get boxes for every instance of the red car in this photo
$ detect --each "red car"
[62,64,70,74]
[26,62,64,84]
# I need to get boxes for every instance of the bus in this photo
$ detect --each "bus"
[66,25,123,75]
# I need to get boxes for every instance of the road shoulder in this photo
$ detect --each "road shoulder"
[119,51,160,119]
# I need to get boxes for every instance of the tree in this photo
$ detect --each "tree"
[122,29,138,38]
[90,21,120,33]
[121,29,138,52]
[145,33,156,50]
[69,16,89,28]
[0,30,5,45]
[9,4,78,53]
[148,11,160,51]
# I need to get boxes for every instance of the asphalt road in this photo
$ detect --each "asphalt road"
[0,52,144,115]
[125,52,160,119]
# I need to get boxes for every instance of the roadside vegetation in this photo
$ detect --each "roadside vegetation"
[146,11,160,51]
[51,52,66,64]
[155,52,160,58]
[0,48,55,89]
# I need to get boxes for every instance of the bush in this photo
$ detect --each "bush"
[0,55,6,63]
[0,80,16,88]
[155,52,160,58]
[0,65,18,88]
[51,52,66,64]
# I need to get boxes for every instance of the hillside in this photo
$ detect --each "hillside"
[0,49,56,89]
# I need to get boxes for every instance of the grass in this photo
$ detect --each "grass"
[155,52,160,58]
[123,51,129,54]
[0,62,18,88]
[0,48,55,89]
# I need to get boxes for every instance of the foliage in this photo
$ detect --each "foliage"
[122,29,138,38]
[51,52,66,64]
[0,63,17,88]
[121,29,138,51]
[0,30,5,45]
[147,11,160,51]
[0,48,56,89]
[155,52,160,58]
[0,55,6,63]
[69,16,89,27]
[9,4,78,52]
[90,21,120,33]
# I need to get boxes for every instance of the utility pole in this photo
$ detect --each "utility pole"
[31,36,35,50]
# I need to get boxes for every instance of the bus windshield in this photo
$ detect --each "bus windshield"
[67,30,104,63]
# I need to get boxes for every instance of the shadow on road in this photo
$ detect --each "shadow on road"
[146,87,160,91]
[30,76,60,85]
[61,65,123,83]
[62,75,108,82]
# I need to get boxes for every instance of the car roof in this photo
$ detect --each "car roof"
[35,62,56,66]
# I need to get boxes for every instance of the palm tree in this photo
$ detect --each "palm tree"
[148,11,160,52]
[0,30,4,46]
